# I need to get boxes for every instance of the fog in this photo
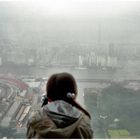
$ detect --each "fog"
[1,0,140,46]
[1,0,140,77]
[0,0,140,138]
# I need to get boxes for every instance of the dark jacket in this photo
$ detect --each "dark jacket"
[26,100,93,139]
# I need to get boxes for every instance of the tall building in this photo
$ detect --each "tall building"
[109,43,115,57]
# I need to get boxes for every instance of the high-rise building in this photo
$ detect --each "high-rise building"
[109,43,115,57]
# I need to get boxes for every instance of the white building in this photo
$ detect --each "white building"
[107,56,117,68]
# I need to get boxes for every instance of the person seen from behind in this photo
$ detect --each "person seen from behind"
[26,72,93,138]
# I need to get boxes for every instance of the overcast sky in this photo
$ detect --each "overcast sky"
[1,0,140,18]
[0,0,140,45]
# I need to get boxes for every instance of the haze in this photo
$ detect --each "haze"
[0,0,140,46]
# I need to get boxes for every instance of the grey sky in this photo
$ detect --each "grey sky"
[0,0,140,45]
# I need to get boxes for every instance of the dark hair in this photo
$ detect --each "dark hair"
[46,72,91,118]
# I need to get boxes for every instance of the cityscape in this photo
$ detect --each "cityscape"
[0,0,140,138]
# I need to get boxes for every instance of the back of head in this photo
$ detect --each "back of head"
[46,72,91,118]
[46,72,77,102]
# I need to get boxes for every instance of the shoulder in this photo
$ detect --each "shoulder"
[80,113,92,127]
[27,108,57,128]
[77,113,94,138]
[26,108,57,139]
[28,109,43,125]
